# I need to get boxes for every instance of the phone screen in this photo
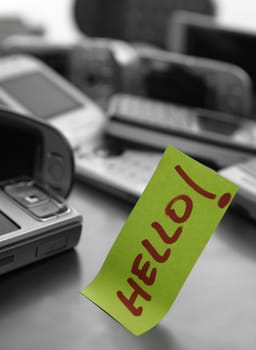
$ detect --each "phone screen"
[0,121,40,182]
[0,72,83,119]
[32,50,71,78]
[0,211,20,235]
[183,25,256,93]
[140,58,211,108]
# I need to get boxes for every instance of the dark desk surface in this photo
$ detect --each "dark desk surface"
[1,181,256,350]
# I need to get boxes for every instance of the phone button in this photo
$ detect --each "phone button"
[5,182,49,207]
[28,200,67,219]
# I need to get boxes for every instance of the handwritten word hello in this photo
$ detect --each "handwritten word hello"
[116,164,231,316]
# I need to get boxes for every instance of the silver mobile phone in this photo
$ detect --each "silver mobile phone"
[0,108,82,275]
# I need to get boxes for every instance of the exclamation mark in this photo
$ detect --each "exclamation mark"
[175,165,232,209]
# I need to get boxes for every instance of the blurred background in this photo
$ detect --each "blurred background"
[0,0,256,208]
[0,0,255,41]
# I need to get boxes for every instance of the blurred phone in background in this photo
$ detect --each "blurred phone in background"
[69,38,140,108]
[75,138,162,202]
[1,36,140,109]
[127,46,253,117]
[3,29,252,117]
[167,10,256,116]
[106,93,256,169]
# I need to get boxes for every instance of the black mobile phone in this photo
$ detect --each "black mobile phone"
[106,93,256,169]
[128,45,252,117]
[0,108,82,275]
[167,11,256,114]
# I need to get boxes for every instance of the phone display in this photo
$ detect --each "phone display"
[0,72,83,120]
[0,210,19,236]
[0,119,38,180]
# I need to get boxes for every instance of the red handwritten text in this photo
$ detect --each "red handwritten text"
[116,165,231,316]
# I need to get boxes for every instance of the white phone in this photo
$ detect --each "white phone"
[75,138,162,202]
[0,54,105,149]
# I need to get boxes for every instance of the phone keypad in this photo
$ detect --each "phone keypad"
[108,94,195,131]
[76,143,162,198]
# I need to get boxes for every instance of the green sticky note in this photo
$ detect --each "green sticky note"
[81,145,238,336]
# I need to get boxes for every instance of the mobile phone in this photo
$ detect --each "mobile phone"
[130,45,252,117]
[106,93,256,169]
[167,11,256,115]
[219,158,256,221]
[0,54,106,149]
[75,137,162,202]
[1,37,140,109]
[0,108,82,275]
